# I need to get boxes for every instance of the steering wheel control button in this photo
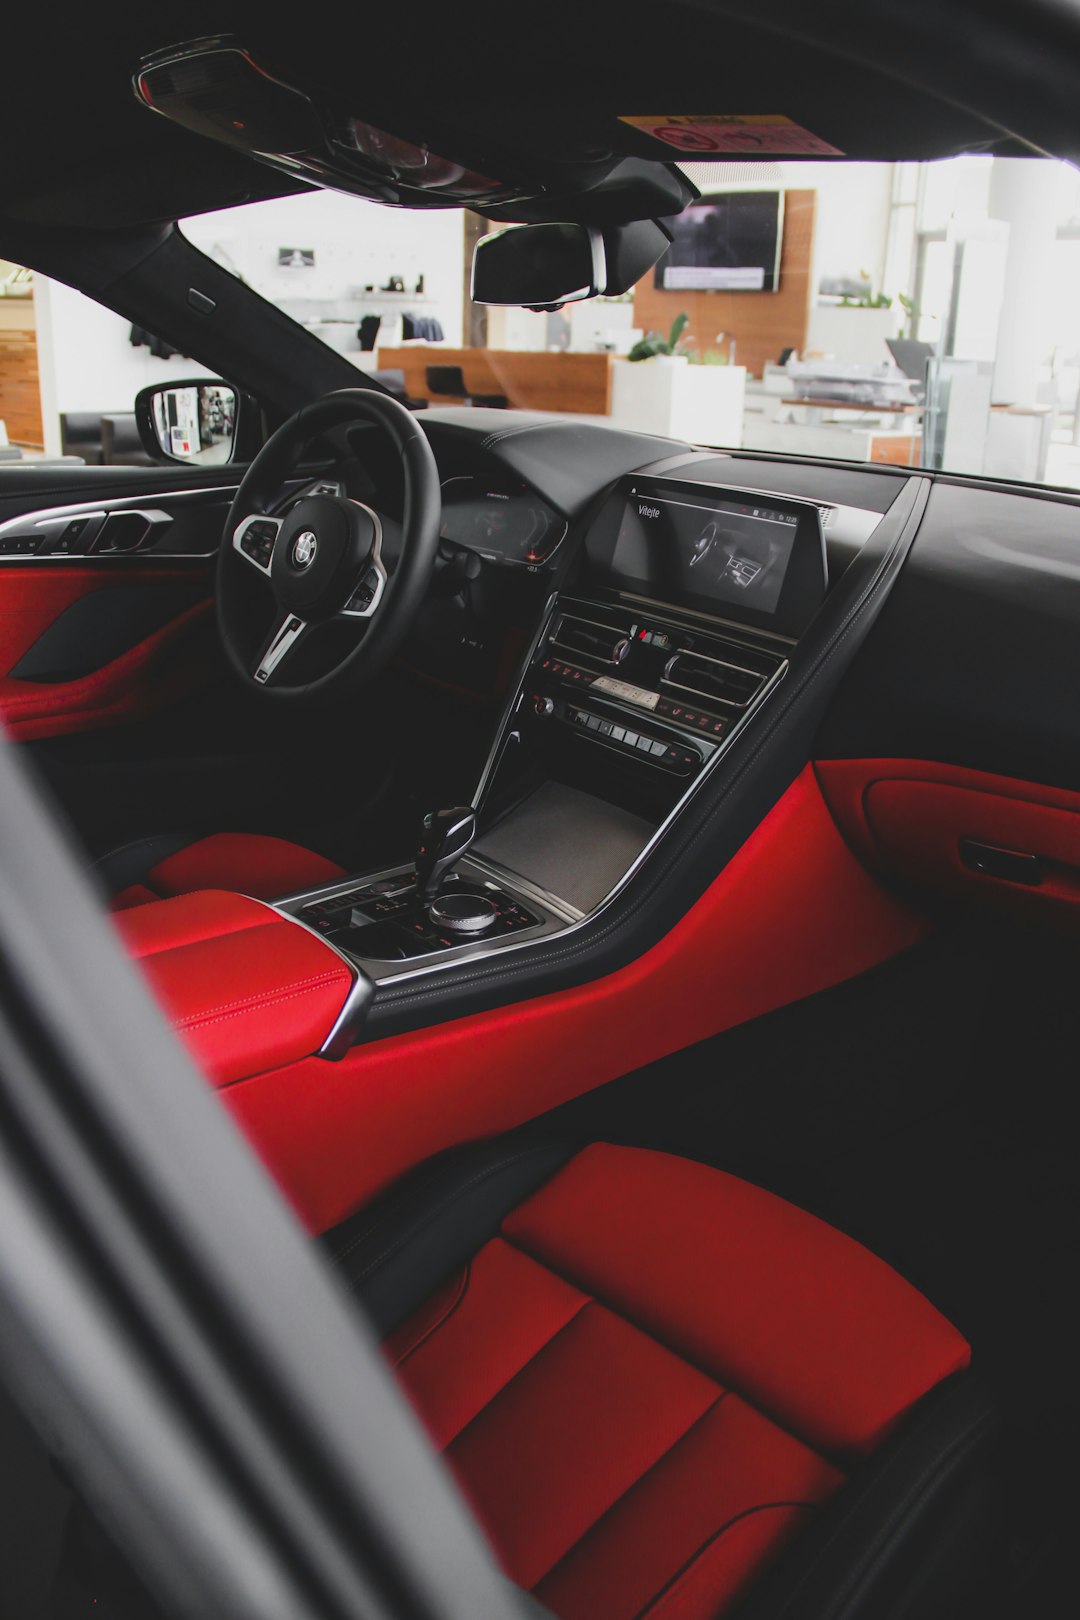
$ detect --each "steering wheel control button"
[236,517,279,571]
[428,892,498,934]
[344,563,384,615]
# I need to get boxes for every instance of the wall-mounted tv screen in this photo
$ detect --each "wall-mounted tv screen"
[654,191,784,293]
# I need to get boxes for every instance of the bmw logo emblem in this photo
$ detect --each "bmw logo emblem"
[292,531,318,568]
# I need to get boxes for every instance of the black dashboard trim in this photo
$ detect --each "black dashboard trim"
[816,477,1080,793]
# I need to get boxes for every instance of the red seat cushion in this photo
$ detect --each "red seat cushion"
[384,1144,970,1620]
[110,832,345,910]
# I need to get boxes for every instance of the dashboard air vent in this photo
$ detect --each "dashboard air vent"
[550,612,632,666]
[662,646,777,710]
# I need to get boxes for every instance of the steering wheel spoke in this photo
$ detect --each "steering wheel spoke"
[339,503,388,619]
[233,513,283,577]
[219,389,440,699]
[253,611,308,685]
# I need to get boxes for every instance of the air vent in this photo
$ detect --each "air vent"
[550,612,632,666]
[662,646,777,710]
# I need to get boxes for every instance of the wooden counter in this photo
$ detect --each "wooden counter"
[377,346,613,415]
[0,298,43,448]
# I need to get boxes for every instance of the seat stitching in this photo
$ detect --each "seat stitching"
[173,968,349,1026]
[632,1501,818,1620]
[177,981,350,1034]
[126,914,280,959]
[333,1146,561,1276]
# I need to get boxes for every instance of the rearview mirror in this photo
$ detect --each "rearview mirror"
[471,218,675,310]
[472,223,607,310]
[135,380,239,466]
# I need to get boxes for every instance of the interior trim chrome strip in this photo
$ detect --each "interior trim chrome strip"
[659,676,755,710]
[471,592,558,811]
[663,646,771,682]
[0,483,239,561]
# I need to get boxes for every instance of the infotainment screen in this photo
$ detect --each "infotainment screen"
[593,478,828,636]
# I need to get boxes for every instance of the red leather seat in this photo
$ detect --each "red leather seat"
[106,831,345,910]
[327,1140,1000,1620]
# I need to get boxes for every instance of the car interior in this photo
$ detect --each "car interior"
[3,5,1080,1618]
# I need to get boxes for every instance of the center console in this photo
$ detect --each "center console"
[270,473,833,1013]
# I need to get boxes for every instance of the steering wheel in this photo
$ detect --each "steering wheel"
[218,389,441,699]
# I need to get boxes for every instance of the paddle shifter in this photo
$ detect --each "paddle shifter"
[415,806,477,902]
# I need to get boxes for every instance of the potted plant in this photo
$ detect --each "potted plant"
[627,311,692,363]
[612,312,746,443]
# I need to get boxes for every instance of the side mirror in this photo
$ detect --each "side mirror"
[135,380,240,466]
[471,218,674,311]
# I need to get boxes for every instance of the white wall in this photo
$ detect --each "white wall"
[183,189,465,347]
[33,277,215,457]
[797,162,895,297]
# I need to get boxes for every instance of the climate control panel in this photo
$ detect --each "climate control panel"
[523,595,787,778]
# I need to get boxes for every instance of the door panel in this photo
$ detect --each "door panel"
[0,577,212,741]
[0,476,232,740]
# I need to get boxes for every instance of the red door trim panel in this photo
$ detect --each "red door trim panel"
[816,757,1080,921]
[0,563,212,740]
[221,766,930,1234]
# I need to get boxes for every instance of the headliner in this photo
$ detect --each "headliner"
[3,1,1080,237]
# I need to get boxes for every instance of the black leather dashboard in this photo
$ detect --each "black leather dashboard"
[817,477,1080,793]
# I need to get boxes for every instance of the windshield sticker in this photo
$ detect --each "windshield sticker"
[620,115,843,157]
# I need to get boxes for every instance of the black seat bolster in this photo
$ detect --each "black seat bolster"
[321,1135,575,1337]
[93,833,193,895]
[731,1372,1006,1620]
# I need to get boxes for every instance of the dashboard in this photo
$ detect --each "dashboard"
[405,406,1080,811]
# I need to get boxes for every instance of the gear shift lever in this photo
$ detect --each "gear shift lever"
[415,806,477,901]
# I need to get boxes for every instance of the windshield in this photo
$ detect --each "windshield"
[179,156,1080,490]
